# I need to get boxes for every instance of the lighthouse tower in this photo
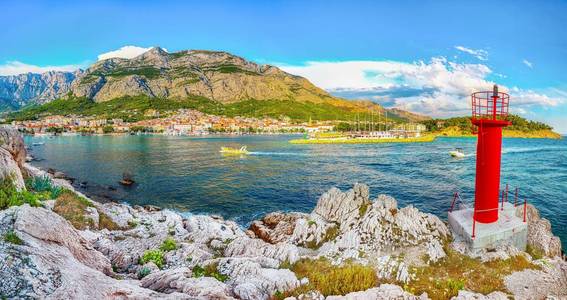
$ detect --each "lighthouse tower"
[471,85,510,223]
[448,85,527,252]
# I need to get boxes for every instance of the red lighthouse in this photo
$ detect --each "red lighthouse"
[471,85,511,223]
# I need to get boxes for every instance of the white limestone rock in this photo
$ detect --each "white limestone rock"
[140,267,234,298]
[225,236,300,264]
[326,284,426,300]
[504,257,567,299]
[451,290,509,300]
[218,257,300,300]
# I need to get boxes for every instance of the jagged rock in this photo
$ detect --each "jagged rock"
[0,148,25,190]
[0,127,26,189]
[504,257,567,299]
[0,205,185,299]
[225,236,300,264]
[313,183,369,227]
[284,290,325,300]
[140,267,234,298]
[326,284,426,300]
[14,205,112,274]
[451,290,509,299]
[184,215,245,244]
[89,206,188,273]
[218,257,300,300]
[425,239,446,263]
[374,255,412,283]
[250,212,306,244]
[516,204,562,257]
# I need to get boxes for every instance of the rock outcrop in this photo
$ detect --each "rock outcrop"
[249,184,450,282]
[0,128,565,299]
[516,204,562,258]
[0,126,27,189]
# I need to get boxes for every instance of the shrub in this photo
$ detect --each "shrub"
[289,258,378,296]
[407,246,540,299]
[0,177,48,210]
[98,211,121,231]
[102,125,114,134]
[159,237,177,252]
[137,266,151,279]
[3,231,23,245]
[192,263,228,282]
[25,175,63,199]
[53,190,95,229]
[140,250,165,269]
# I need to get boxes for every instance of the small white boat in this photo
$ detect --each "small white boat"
[220,146,250,155]
[32,142,45,146]
[449,148,465,158]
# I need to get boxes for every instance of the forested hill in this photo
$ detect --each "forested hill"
[421,115,560,139]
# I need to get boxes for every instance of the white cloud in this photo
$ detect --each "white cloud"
[97,46,159,61]
[279,58,563,118]
[0,61,84,76]
[455,46,488,61]
[522,59,533,68]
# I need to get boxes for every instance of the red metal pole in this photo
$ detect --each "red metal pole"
[472,211,476,239]
[523,198,527,223]
[449,192,459,212]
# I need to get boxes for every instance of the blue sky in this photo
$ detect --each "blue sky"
[1,0,566,132]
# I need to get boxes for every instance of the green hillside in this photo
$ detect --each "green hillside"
[421,115,560,139]
[7,95,402,123]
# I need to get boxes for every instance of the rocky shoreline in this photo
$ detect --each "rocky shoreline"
[1,127,566,299]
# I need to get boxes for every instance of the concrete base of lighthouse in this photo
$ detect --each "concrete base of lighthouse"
[448,202,527,253]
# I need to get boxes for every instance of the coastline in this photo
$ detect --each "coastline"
[3,127,566,299]
[289,135,436,144]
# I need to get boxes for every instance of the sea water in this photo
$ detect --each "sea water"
[25,134,567,249]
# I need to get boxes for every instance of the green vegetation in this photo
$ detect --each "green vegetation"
[25,175,63,199]
[102,125,114,134]
[88,67,162,79]
[406,246,540,299]
[0,176,51,209]
[53,189,119,230]
[305,225,340,249]
[526,244,545,260]
[8,95,395,123]
[3,230,23,245]
[203,64,259,75]
[283,258,378,297]
[159,237,178,252]
[140,250,165,269]
[137,266,151,279]
[192,263,229,282]
[421,114,556,137]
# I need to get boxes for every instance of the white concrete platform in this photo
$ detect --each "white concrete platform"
[448,202,527,253]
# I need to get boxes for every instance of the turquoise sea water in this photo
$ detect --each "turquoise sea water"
[26,135,567,249]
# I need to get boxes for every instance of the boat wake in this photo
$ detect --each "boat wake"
[502,146,566,154]
[248,151,308,156]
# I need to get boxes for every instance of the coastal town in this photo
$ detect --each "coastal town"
[8,108,427,139]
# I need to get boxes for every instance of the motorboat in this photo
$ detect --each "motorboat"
[449,148,465,158]
[220,146,250,155]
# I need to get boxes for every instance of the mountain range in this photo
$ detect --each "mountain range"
[0,47,428,122]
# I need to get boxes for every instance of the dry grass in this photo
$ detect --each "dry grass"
[304,225,340,249]
[54,190,120,230]
[281,258,378,297]
[407,247,540,299]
